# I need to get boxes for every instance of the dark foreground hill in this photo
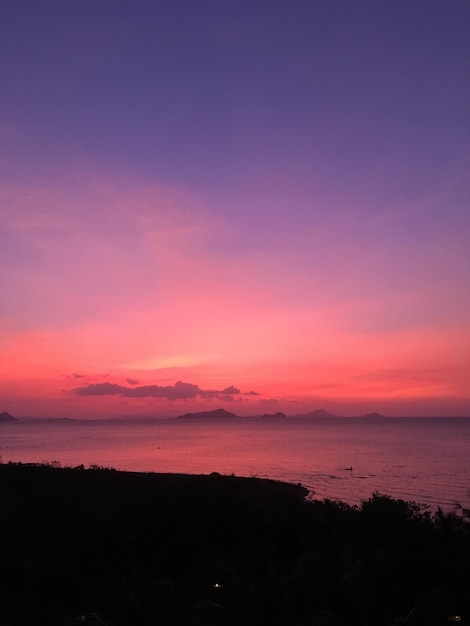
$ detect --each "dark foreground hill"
[0,463,469,626]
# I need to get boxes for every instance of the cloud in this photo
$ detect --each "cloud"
[75,382,124,396]
[74,380,244,401]
[220,386,241,395]
[126,378,140,385]
[197,384,241,399]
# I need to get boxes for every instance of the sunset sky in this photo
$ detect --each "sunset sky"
[1,1,469,418]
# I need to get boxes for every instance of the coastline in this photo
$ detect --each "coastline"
[1,462,469,626]
[1,417,469,512]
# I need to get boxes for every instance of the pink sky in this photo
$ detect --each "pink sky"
[1,2,469,417]
[1,173,469,418]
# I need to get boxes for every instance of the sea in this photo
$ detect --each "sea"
[1,417,469,512]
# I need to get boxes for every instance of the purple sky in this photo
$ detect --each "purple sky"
[1,1,469,417]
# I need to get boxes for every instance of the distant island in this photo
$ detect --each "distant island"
[176,409,288,420]
[0,412,18,422]
[293,408,339,419]
[176,408,239,420]
[1,408,388,422]
[172,408,385,420]
[293,409,385,419]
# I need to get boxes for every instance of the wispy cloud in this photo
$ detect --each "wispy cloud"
[2,171,469,417]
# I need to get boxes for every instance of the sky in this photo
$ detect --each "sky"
[1,0,469,418]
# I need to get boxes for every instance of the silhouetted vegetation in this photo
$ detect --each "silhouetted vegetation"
[0,463,468,625]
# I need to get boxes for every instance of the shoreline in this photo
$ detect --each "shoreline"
[1,462,469,625]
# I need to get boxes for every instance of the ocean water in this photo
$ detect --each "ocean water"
[1,417,469,511]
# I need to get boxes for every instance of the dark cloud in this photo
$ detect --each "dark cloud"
[220,386,240,395]
[76,382,124,396]
[63,373,85,379]
[124,381,200,399]
[244,390,260,396]
[198,384,241,399]
[126,378,140,385]
[74,380,243,401]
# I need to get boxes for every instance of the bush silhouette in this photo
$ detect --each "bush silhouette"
[0,463,468,626]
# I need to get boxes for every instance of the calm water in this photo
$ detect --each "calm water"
[1,417,469,511]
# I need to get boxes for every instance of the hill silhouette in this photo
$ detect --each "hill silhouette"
[294,408,339,419]
[176,408,239,420]
[0,411,17,422]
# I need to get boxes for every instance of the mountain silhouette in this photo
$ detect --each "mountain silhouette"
[294,409,339,419]
[176,408,239,420]
[0,412,17,422]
